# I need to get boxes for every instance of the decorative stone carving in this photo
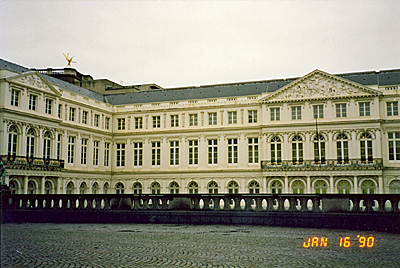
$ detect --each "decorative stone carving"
[275,74,359,100]
[15,74,51,90]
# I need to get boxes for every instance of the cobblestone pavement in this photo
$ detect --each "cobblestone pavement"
[1,223,399,268]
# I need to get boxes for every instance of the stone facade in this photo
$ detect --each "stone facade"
[1,59,399,195]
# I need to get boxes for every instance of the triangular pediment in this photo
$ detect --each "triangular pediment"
[260,70,382,102]
[7,71,61,96]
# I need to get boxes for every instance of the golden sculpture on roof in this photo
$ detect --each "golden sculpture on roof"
[63,53,76,67]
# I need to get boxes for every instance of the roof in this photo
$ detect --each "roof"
[1,58,400,106]
[0,59,105,102]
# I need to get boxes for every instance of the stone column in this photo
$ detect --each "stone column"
[378,176,383,194]
[353,176,358,194]
[41,176,45,194]
[284,176,289,193]
[23,176,28,194]
[306,176,311,194]
[329,176,334,193]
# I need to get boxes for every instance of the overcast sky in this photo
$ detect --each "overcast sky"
[1,0,399,88]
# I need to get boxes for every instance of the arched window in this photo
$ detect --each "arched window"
[169,181,180,194]
[248,180,260,194]
[28,180,36,194]
[271,180,283,194]
[292,135,303,165]
[103,182,109,194]
[92,182,99,194]
[336,134,349,164]
[227,181,239,194]
[8,125,18,156]
[270,136,282,165]
[133,182,143,194]
[66,181,74,194]
[314,135,326,164]
[337,180,351,194]
[43,131,52,159]
[361,180,376,194]
[150,182,161,194]
[314,180,328,194]
[208,181,218,194]
[292,180,305,194]
[188,181,199,194]
[9,180,18,194]
[45,181,52,194]
[115,182,125,194]
[79,182,87,194]
[360,133,373,163]
[26,128,36,158]
[389,180,400,194]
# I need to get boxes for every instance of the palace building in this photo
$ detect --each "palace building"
[1,58,400,195]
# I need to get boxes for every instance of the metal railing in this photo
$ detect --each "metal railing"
[0,155,64,171]
[261,159,383,171]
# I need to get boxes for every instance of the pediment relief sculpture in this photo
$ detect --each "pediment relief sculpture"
[261,70,381,102]
[8,72,61,96]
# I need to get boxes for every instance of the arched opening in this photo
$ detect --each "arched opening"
[150,182,161,194]
[169,181,180,194]
[188,181,199,194]
[314,180,328,194]
[27,180,36,194]
[248,180,260,194]
[208,181,218,194]
[227,181,239,194]
[337,180,351,194]
[92,182,99,194]
[45,180,53,194]
[361,179,376,194]
[79,182,88,194]
[9,180,19,194]
[292,180,305,194]
[133,182,143,194]
[115,182,125,194]
[103,182,109,194]
[270,180,282,194]
[66,181,74,194]
[389,180,400,194]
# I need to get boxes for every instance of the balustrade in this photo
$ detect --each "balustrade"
[3,193,400,214]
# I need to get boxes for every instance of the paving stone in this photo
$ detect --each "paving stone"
[1,223,400,267]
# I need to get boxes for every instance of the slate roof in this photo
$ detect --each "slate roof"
[1,58,400,106]
[0,59,105,102]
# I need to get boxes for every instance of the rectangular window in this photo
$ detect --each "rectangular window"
[313,105,324,119]
[153,116,161,128]
[93,141,99,166]
[67,136,75,164]
[11,89,20,106]
[94,114,100,127]
[57,134,62,159]
[105,117,110,129]
[69,107,75,121]
[116,143,125,167]
[359,102,370,116]
[336,103,347,118]
[208,139,218,165]
[388,132,400,161]
[291,106,301,120]
[152,141,161,166]
[104,142,110,166]
[171,115,179,127]
[58,104,62,118]
[188,140,198,165]
[228,111,237,124]
[228,138,238,164]
[387,101,399,116]
[189,114,198,126]
[29,94,37,110]
[170,141,179,166]
[82,111,88,124]
[208,112,217,125]
[270,107,280,121]
[117,118,125,130]
[81,138,88,165]
[248,110,257,123]
[45,99,53,115]
[248,138,259,164]
[134,117,143,129]
[133,142,143,166]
